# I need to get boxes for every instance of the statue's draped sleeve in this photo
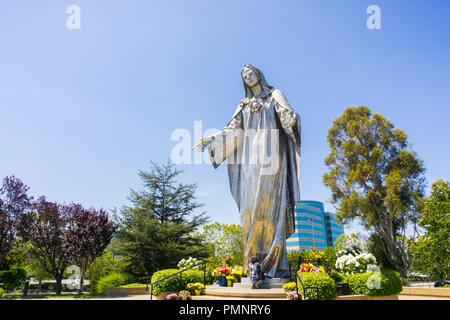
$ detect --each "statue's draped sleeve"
[207,109,244,169]
[272,89,302,238]
[272,89,301,148]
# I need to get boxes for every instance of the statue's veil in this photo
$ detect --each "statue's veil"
[241,64,273,99]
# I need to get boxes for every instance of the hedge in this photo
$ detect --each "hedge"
[344,269,403,296]
[297,272,337,300]
[96,273,135,295]
[119,283,147,288]
[330,270,345,284]
[150,269,213,296]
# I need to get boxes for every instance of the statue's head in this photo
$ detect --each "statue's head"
[241,65,260,88]
[241,64,273,99]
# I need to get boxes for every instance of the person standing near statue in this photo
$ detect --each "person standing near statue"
[193,64,301,278]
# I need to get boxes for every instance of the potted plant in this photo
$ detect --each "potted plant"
[226,275,235,287]
[232,268,243,283]
[179,290,191,300]
[186,282,205,296]
[214,266,232,287]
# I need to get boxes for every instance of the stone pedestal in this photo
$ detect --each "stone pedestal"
[234,277,289,289]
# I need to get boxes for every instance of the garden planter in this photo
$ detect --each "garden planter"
[218,276,227,287]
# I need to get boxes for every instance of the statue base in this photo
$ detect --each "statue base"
[235,277,289,289]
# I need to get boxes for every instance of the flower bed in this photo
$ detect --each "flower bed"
[335,253,377,275]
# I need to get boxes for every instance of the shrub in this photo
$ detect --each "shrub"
[119,283,147,288]
[344,269,403,296]
[335,252,377,275]
[330,270,345,283]
[183,269,214,285]
[282,282,298,292]
[0,264,28,290]
[96,273,135,295]
[297,272,337,300]
[287,248,336,270]
[0,288,4,298]
[150,269,212,296]
[28,282,90,292]
[177,257,200,270]
[406,274,426,282]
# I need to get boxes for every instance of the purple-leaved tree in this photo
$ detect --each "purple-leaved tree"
[0,176,33,269]
[19,196,69,294]
[64,204,117,294]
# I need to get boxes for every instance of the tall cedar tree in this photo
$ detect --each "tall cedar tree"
[114,162,209,279]
[323,106,425,275]
[0,176,33,269]
[64,204,117,294]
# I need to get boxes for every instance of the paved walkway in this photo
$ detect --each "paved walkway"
[5,294,449,300]
[397,295,449,300]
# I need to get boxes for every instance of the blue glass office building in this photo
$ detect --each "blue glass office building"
[324,211,345,247]
[286,201,344,252]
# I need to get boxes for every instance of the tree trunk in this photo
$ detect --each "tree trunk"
[380,228,408,277]
[78,270,85,296]
[55,274,63,295]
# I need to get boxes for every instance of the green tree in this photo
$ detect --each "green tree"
[334,233,364,255]
[323,106,425,276]
[113,161,209,279]
[87,242,131,295]
[0,246,28,290]
[410,180,450,280]
[200,222,243,267]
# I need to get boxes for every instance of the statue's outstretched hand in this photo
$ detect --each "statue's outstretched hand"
[193,137,212,152]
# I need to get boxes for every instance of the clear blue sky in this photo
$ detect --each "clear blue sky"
[1,1,449,235]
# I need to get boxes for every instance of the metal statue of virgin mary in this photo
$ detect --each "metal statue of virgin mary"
[193,64,301,278]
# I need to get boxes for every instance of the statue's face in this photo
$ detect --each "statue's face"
[242,67,259,87]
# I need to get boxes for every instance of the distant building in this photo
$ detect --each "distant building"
[286,200,344,252]
[324,211,345,247]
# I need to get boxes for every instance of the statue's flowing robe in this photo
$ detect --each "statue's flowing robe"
[207,89,301,277]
